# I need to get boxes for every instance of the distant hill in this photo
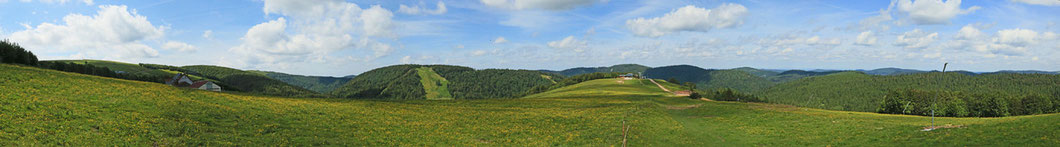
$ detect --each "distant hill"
[732,67,780,77]
[861,68,925,75]
[250,71,352,93]
[759,71,1060,112]
[988,70,1059,75]
[48,60,174,78]
[182,65,321,97]
[542,64,650,76]
[331,64,561,99]
[643,65,775,93]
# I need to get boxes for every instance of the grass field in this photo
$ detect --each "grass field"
[415,67,452,100]
[1,64,1057,146]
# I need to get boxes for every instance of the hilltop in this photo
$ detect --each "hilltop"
[539,64,650,76]
[3,63,1057,146]
[330,64,563,99]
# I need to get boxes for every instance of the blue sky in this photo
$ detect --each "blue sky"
[2,0,1059,76]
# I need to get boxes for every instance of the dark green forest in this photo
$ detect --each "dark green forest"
[330,64,562,99]
[759,72,1060,115]
[0,40,38,66]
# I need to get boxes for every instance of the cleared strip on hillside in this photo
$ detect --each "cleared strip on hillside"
[416,67,452,100]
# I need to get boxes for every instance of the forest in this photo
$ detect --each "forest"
[330,64,562,99]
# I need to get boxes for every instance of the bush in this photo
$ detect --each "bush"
[709,88,762,102]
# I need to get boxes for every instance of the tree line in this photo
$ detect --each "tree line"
[878,89,1060,117]
[0,40,38,66]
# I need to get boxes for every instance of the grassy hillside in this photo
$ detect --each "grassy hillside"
[760,71,1060,112]
[250,71,351,93]
[48,60,173,77]
[331,65,558,99]
[181,65,321,97]
[2,64,1058,146]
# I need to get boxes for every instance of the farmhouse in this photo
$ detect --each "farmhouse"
[618,73,637,80]
[165,73,221,91]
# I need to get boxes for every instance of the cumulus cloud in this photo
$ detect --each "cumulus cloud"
[855,31,878,46]
[547,36,588,52]
[399,1,447,15]
[894,29,938,49]
[626,4,748,37]
[480,0,601,10]
[471,50,487,56]
[231,0,399,69]
[162,41,197,52]
[954,25,984,40]
[1011,0,1060,6]
[946,27,1057,56]
[493,36,509,44]
[805,36,841,46]
[8,5,165,59]
[896,0,980,25]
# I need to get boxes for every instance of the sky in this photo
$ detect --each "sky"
[1,0,1059,76]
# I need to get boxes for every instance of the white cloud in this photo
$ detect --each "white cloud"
[400,56,412,64]
[480,0,601,10]
[547,35,588,52]
[8,5,165,59]
[493,36,509,44]
[362,5,397,38]
[894,29,938,49]
[454,44,465,49]
[896,0,980,25]
[805,36,841,46]
[471,50,487,56]
[855,31,878,46]
[954,24,984,40]
[202,30,213,39]
[399,1,447,15]
[1011,0,1060,6]
[231,0,400,70]
[626,4,748,37]
[995,28,1039,46]
[162,41,197,52]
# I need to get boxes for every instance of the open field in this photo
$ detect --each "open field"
[1,64,1057,146]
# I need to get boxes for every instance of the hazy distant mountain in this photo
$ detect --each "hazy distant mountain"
[861,68,926,75]
[988,70,1060,75]
[542,64,650,76]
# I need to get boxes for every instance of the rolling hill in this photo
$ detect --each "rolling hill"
[330,65,562,99]
[2,63,1058,146]
[541,64,650,76]
[861,67,926,75]
[181,65,321,97]
[249,71,352,93]
[759,71,1060,112]
[643,65,777,93]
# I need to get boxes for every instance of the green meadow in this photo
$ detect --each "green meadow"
[1,64,1057,146]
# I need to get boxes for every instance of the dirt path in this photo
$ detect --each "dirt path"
[648,79,671,92]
